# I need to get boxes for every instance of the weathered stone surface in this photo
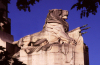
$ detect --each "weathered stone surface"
[12,9,76,49]
[68,27,85,65]
[19,26,88,65]
[19,44,75,65]
[13,9,89,65]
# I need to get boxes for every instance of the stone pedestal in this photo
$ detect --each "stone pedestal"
[19,44,76,65]
[19,27,89,65]
[68,27,85,65]
[19,43,89,65]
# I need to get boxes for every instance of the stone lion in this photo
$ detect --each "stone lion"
[13,9,76,53]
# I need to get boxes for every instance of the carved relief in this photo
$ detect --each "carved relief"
[13,9,75,53]
[12,9,90,65]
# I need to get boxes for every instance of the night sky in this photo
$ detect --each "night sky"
[8,0,100,65]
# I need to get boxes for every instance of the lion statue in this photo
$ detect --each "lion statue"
[12,9,76,53]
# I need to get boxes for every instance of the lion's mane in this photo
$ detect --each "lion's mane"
[44,9,69,32]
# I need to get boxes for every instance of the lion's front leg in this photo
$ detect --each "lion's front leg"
[24,39,49,54]
[57,31,76,45]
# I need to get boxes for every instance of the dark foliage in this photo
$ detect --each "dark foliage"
[0,46,26,65]
[0,0,10,5]
[16,0,100,18]
[0,0,10,32]
[0,0,100,19]
[0,8,9,22]
[16,0,40,12]
[71,0,100,18]
[0,8,10,33]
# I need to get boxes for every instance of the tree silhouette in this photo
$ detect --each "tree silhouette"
[16,0,100,18]
[0,0,100,19]
[71,0,100,18]
[16,0,40,12]
[0,46,26,65]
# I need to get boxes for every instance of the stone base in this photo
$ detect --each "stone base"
[19,43,89,65]
[19,44,75,65]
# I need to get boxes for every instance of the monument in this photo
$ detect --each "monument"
[12,9,89,65]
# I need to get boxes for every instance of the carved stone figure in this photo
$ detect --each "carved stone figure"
[12,9,89,65]
[12,9,76,53]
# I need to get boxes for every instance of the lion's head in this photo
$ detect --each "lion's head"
[46,9,68,22]
[44,9,69,32]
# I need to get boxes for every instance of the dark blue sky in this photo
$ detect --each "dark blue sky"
[8,0,100,65]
